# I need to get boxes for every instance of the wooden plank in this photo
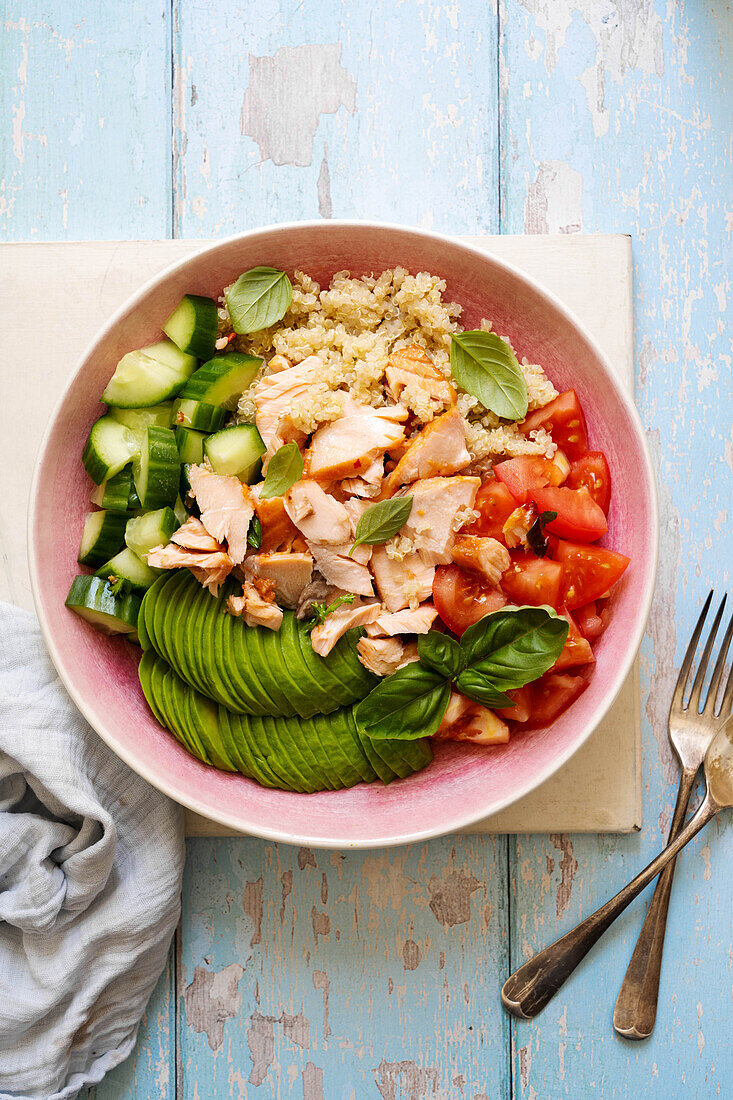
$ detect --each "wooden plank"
[500,2,733,1094]
[0,3,171,240]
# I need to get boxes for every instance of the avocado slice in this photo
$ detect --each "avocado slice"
[180,581,213,695]
[259,713,322,793]
[167,573,202,693]
[327,628,379,696]
[276,614,341,716]
[321,708,375,785]
[185,687,236,772]
[224,709,294,789]
[291,618,377,711]
[138,649,168,727]
[161,665,212,765]
[306,707,365,788]
[226,613,276,715]
[198,588,245,711]
[243,623,298,717]
[269,622,326,719]
[213,605,262,714]
[142,571,177,660]
[152,569,187,669]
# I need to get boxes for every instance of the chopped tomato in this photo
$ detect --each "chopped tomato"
[553,540,630,610]
[531,486,608,543]
[575,600,604,640]
[494,685,532,724]
[467,479,517,543]
[494,451,569,505]
[432,564,507,636]
[500,553,564,609]
[552,609,595,671]
[521,390,589,460]
[529,673,588,727]
[566,451,612,514]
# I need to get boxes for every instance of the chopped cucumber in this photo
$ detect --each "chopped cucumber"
[204,424,266,483]
[77,510,128,567]
[82,415,140,484]
[179,352,261,410]
[133,426,180,510]
[65,574,141,635]
[110,403,174,431]
[162,294,218,361]
[90,467,137,512]
[180,463,196,499]
[96,547,161,593]
[172,398,227,433]
[175,426,206,464]
[125,507,179,558]
[102,340,197,408]
[173,496,190,525]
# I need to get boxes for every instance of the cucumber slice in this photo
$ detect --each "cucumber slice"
[173,495,189,525]
[77,509,128,567]
[102,340,197,408]
[133,426,180,509]
[125,506,179,558]
[90,468,137,513]
[110,403,174,431]
[65,575,140,634]
[175,426,206,464]
[172,398,227,433]
[179,352,261,409]
[95,546,161,593]
[82,416,140,484]
[162,294,218,361]
[203,424,265,483]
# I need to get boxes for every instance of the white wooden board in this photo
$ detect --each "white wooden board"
[0,235,641,834]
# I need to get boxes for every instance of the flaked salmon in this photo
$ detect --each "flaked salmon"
[189,464,255,565]
[305,403,407,482]
[401,475,480,565]
[307,542,374,597]
[227,582,283,630]
[365,604,438,637]
[451,535,510,586]
[284,480,352,545]
[356,636,405,677]
[385,344,456,407]
[253,494,301,553]
[244,551,314,608]
[170,516,221,553]
[254,355,323,452]
[384,409,470,493]
[146,543,234,596]
[310,603,381,658]
[370,546,435,612]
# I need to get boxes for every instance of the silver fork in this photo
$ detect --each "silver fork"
[613,591,733,1038]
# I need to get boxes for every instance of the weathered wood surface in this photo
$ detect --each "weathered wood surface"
[2,2,732,1097]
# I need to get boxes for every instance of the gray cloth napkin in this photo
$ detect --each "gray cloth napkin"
[0,602,185,1100]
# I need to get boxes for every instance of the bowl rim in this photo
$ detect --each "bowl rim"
[28,219,659,848]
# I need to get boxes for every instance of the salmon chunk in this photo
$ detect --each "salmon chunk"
[307,542,374,597]
[227,582,283,631]
[370,546,435,612]
[341,456,384,498]
[284,480,352,545]
[451,535,510,586]
[356,636,405,677]
[401,476,480,565]
[305,403,407,482]
[385,345,457,407]
[434,693,510,745]
[189,464,255,565]
[365,604,438,637]
[146,544,234,596]
[385,409,470,493]
[244,551,314,608]
[254,355,324,451]
[253,494,301,553]
[310,604,381,658]
[170,516,222,553]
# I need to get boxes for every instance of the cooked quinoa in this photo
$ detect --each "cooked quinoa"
[228,267,557,462]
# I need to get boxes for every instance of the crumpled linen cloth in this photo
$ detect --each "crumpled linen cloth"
[0,602,185,1100]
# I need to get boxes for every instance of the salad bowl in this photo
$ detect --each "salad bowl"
[29,221,658,848]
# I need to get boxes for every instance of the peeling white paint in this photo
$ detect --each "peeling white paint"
[525,160,583,234]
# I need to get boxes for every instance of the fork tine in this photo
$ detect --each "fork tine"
[704,608,733,717]
[688,595,727,713]
[670,590,713,714]
[716,657,733,721]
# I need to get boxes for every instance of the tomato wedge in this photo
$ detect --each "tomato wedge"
[566,451,612,514]
[466,479,517,543]
[499,553,564,608]
[493,452,569,505]
[552,609,595,671]
[521,390,589,460]
[531,486,608,542]
[575,601,604,640]
[433,564,507,636]
[553,540,630,610]
[494,685,532,724]
[529,673,588,727]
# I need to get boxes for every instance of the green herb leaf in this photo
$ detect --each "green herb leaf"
[460,606,568,692]
[107,575,132,598]
[247,515,263,549]
[349,496,413,556]
[418,631,466,680]
[450,331,528,420]
[454,670,515,709]
[540,511,558,525]
[305,594,355,630]
[260,442,303,500]
[355,664,451,741]
[225,267,293,334]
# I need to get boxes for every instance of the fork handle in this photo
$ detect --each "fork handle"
[612,766,697,1039]
[501,795,718,1019]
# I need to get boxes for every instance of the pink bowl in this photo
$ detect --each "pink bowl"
[29,222,658,848]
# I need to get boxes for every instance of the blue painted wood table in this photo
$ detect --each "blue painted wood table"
[3,3,731,1096]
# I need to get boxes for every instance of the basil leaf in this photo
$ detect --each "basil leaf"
[454,670,515,709]
[260,442,303,500]
[450,331,528,420]
[460,606,568,691]
[418,631,465,679]
[540,511,558,525]
[349,496,413,555]
[355,664,451,741]
[247,515,263,549]
[226,267,293,334]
